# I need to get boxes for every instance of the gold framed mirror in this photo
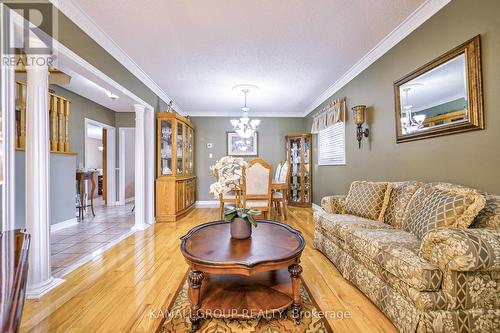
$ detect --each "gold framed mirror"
[394,35,484,143]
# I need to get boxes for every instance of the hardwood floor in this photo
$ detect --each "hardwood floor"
[20,207,397,333]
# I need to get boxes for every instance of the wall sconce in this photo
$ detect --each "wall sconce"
[352,105,369,148]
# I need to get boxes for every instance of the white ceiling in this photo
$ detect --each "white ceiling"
[72,0,429,117]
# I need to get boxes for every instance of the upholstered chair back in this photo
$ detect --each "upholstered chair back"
[274,162,282,183]
[245,161,271,195]
[279,161,289,183]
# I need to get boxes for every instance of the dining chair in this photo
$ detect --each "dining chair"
[272,160,290,220]
[274,162,282,183]
[241,159,273,219]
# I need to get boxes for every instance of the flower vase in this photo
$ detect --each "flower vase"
[230,217,252,239]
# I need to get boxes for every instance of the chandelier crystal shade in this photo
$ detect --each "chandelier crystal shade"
[400,85,426,134]
[231,87,260,138]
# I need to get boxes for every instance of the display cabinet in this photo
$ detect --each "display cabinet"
[156,112,196,222]
[286,134,312,207]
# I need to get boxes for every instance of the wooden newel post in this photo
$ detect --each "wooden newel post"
[64,100,70,152]
[17,83,26,149]
[50,95,57,151]
[57,97,64,152]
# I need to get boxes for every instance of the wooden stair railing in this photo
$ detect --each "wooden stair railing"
[15,82,74,154]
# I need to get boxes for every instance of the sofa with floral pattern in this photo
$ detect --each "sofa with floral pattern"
[313,181,500,333]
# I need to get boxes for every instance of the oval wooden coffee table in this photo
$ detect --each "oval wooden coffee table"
[180,220,305,331]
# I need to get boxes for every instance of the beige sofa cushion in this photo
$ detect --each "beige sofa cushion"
[345,228,442,291]
[384,181,422,228]
[317,212,393,243]
[345,181,392,221]
[471,194,500,229]
[402,183,486,240]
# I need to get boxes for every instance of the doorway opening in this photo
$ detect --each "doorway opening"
[83,119,116,212]
[119,128,135,206]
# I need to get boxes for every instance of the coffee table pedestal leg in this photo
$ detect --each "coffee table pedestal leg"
[288,264,303,324]
[188,270,204,331]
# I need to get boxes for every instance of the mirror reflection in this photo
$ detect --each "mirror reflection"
[399,54,467,135]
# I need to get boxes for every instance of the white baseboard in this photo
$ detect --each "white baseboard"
[51,218,78,233]
[195,200,219,208]
[25,277,65,299]
[125,196,135,203]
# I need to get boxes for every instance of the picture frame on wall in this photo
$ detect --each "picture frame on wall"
[226,131,258,157]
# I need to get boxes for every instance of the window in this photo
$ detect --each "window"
[318,122,345,166]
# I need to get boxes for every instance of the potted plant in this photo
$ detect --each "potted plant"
[224,208,261,239]
[209,156,247,199]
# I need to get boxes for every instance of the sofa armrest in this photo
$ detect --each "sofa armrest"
[320,195,347,214]
[420,228,500,272]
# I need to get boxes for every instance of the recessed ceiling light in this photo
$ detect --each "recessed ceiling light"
[105,90,119,100]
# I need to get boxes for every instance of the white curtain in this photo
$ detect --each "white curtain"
[311,97,346,133]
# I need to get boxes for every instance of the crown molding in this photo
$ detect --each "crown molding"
[49,0,182,113]
[303,0,451,117]
[184,111,305,118]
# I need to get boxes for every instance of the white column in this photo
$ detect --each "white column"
[1,3,15,231]
[144,107,155,225]
[25,57,64,298]
[132,104,147,230]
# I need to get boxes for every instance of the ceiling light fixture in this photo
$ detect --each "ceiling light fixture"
[105,90,119,100]
[230,85,260,139]
[400,83,425,134]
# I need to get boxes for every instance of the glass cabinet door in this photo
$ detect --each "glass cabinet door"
[289,137,302,204]
[176,122,184,175]
[303,135,311,204]
[160,119,173,175]
[187,128,193,175]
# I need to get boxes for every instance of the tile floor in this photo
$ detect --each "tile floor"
[50,199,135,277]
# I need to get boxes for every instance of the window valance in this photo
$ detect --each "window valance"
[311,97,346,133]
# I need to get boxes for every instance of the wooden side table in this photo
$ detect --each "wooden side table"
[180,220,305,331]
[76,170,97,219]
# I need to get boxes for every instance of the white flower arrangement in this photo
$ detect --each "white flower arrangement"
[209,156,248,198]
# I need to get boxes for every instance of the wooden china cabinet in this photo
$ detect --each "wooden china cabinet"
[286,134,312,207]
[156,112,196,222]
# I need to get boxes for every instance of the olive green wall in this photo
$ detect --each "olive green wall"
[192,117,306,201]
[15,152,77,229]
[306,0,500,204]
[49,85,116,167]
[115,112,136,128]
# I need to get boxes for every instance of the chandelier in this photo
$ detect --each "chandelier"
[401,85,426,134]
[230,85,260,138]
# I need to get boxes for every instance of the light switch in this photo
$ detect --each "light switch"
[209,153,213,159]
